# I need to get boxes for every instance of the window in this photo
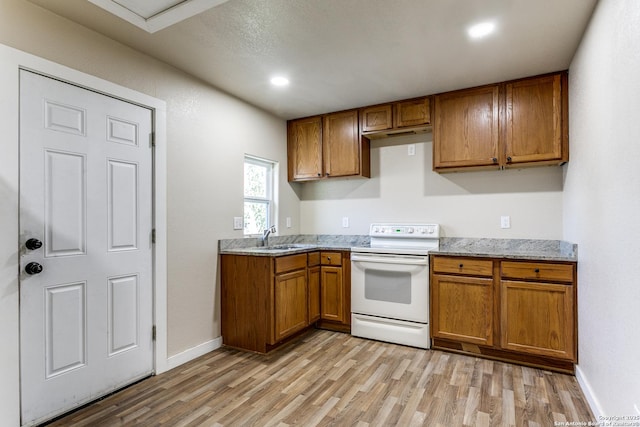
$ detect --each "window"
[244,156,275,235]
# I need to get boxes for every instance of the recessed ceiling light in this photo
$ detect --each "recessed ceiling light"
[468,21,496,39]
[270,76,290,87]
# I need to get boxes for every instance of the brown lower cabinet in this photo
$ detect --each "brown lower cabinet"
[308,252,321,324]
[273,268,308,342]
[316,251,351,332]
[430,255,577,373]
[221,250,350,353]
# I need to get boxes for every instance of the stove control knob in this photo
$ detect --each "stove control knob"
[407,227,414,233]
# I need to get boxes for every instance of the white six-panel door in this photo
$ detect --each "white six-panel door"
[19,70,154,425]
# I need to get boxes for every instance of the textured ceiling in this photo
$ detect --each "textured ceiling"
[28,0,598,119]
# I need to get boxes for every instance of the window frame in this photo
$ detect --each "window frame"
[243,155,275,236]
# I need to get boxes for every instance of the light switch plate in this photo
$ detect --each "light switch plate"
[233,217,243,230]
[500,215,511,229]
[342,217,349,228]
[286,217,292,228]
[408,144,415,156]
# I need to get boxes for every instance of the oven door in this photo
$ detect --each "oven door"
[351,252,429,323]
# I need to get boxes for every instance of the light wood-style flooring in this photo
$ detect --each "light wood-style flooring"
[47,329,595,426]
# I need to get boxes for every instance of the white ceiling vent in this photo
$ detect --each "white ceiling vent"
[88,0,230,33]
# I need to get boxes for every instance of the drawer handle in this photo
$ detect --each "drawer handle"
[534,268,540,273]
[459,263,464,268]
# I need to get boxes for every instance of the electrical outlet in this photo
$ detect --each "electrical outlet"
[342,217,350,228]
[286,217,292,228]
[500,215,511,229]
[408,144,415,156]
[233,217,243,230]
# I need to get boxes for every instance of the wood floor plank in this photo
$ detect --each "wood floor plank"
[46,329,595,427]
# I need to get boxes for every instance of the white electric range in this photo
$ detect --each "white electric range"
[350,223,440,349]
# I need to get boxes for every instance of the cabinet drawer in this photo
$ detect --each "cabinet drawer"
[308,252,320,267]
[274,254,307,274]
[321,252,342,266]
[501,261,574,283]
[432,256,493,277]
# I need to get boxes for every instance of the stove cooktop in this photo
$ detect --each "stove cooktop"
[351,223,440,255]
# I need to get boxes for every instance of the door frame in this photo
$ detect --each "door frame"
[0,43,168,426]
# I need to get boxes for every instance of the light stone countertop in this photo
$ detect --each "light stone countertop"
[218,234,368,257]
[432,237,577,262]
[219,235,577,262]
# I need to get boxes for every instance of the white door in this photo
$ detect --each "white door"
[19,70,154,425]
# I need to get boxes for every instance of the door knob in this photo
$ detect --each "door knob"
[25,238,43,250]
[25,262,43,275]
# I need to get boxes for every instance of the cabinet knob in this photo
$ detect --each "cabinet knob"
[534,268,540,273]
[459,263,464,268]
[326,172,330,176]
[317,173,321,177]
[327,257,331,262]
[506,156,512,163]
[492,157,497,163]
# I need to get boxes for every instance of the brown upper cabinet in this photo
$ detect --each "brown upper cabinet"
[361,104,393,132]
[395,97,431,128]
[360,96,431,139]
[433,71,568,172]
[288,110,370,182]
[433,85,500,170]
[287,116,323,181]
[287,71,568,178]
[504,74,567,166]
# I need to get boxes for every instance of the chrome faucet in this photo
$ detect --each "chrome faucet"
[260,225,276,246]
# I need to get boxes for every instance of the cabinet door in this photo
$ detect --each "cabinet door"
[323,110,360,178]
[320,266,344,322]
[288,116,322,181]
[500,280,575,360]
[361,104,393,132]
[431,274,494,345]
[505,74,565,165]
[395,97,430,128]
[433,86,500,170]
[308,266,320,323]
[273,270,308,342]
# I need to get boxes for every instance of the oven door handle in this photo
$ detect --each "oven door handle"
[351,254,428,265]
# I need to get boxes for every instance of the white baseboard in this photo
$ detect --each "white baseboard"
[165,336,223,372]
[575,364,604,419]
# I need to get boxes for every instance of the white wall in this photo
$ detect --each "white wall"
[564,0,640,417]
[300,133,565,238]
[0,2,295,424]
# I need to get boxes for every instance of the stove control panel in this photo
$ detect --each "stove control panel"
[370,223,440,238]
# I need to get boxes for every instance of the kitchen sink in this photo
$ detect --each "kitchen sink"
[267,244,315,250]
[236,243,316,253]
